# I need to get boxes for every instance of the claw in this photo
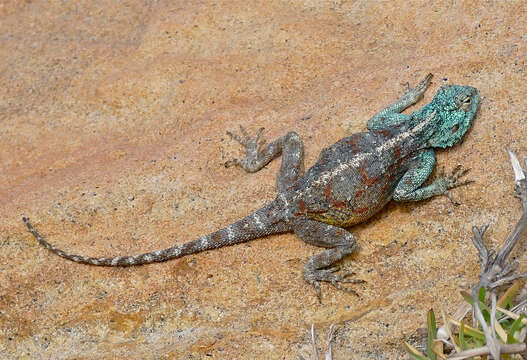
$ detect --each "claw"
[403,73,432,95]
[330,281,360,296]
[431,165,474,205]
[422,73,433,86]
[254,127,264,140]
[226,130,246,146]
[445,191,460,206]
[451,165,471,181]
[447,165,473,189]
[339,275,364,284]
[227,126,265,149]
[456,179,475,187]
[225,126,267,173]
[451,164,463,175]
[306,268,363,301]
[440,165,474,205]
[313,281,323,303]
[239,125,250,141]
[224,158,241,168]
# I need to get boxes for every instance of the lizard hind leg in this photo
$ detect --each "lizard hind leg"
[225,126,304,193]
[293,218,364,300]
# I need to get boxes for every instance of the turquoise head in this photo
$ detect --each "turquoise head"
[418,85,479,148]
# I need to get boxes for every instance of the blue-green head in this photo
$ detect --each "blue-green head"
[418,85,479,148]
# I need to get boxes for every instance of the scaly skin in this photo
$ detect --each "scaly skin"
[23,74,480,299]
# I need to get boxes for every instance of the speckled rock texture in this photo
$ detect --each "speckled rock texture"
[1,1,526,359]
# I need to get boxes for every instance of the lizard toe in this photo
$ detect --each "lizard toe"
[226,126,268,172]
[306,269,363,298]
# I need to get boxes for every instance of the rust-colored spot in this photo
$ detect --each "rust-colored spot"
[380,173,395,194]
[212,232,222,243]
[374,129,391,137]
[355,189,364,198]
[344,134,361,153]
[344,135,356,145]
[393,146,401,159]
[387,161,398,172]
[359,163,379,186]
[331,200,347,209]
[324,185,332,200]
[298,200,306,213]
[353,207,369,214]
[365,176,379,186]
[306,208,329,214]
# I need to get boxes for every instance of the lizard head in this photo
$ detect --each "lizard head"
[424,85,480,149]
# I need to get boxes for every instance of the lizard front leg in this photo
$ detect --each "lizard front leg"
[293,218,363,300]
[393,148,472,204]
[225,126,304,193]
[366,73,432,130]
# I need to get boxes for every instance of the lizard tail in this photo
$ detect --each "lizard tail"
[22,200,289,266]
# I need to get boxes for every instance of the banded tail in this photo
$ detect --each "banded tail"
[22,200,288,266]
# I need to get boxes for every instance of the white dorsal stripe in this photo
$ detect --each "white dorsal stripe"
[252,213,265,230]
[226,225,235,241]
[294,111,436,199]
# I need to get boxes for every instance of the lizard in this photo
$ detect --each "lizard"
[23,73,480,299]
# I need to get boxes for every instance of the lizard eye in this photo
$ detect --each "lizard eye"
[451,124,459,133]
[457,94,473,111]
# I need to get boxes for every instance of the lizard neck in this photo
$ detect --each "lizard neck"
[375,109,437,159]
[392,108,438,157]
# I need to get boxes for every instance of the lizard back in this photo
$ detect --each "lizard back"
[290,125,428,227]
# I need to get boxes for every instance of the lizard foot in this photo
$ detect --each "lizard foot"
[438,165,474,205]
[401,73,433,103]
[305,267,364,301]
[225,125,266,172]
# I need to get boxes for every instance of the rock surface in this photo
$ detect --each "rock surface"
[1,1,526,358]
